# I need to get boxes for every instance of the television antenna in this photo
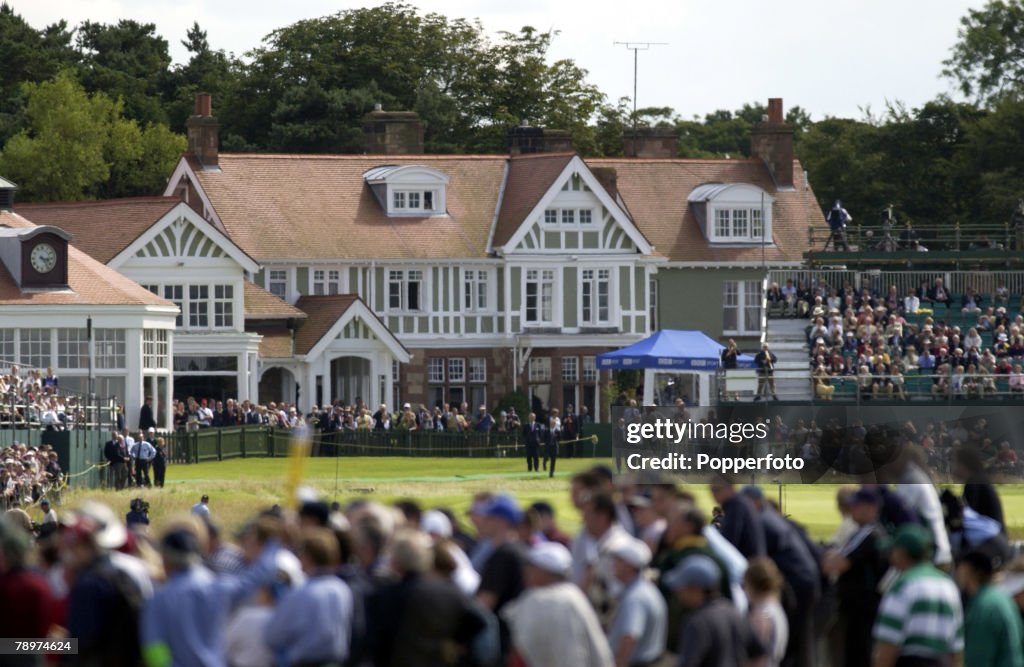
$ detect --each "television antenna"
[613,41,668,134]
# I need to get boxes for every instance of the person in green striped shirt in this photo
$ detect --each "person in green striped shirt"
[956,549,1024,667]
[872,523,964,667]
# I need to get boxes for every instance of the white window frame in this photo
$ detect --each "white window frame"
[20,329,51,369]
[649,277,658,332]
[143,329,169,370]
[469,358,486,383]
[541,207,595,228]
[94,329,126,370]
[524,268,556,325]
[528,357,552,382]
[427,358,445,384]
[390,188,440,215]
[463,269,490,312]
[213,285,234,328]
[580,268,612,326]
[267,269,288,298]
[188,285,210,328]
[448,358,465,383]
[582,356,597,382]
[723,280,763,335]
[387,269,425,313]
[57,329,89,369]
[312,269,341,296]
[561,356,578,382]
[710,206,772,243]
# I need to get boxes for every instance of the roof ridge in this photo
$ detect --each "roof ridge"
[587,157,763,164]
[508,152,577,161]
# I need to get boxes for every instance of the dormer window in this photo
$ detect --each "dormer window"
[688,183,774,245]
[364,165,449,217]
[542,207,595,227]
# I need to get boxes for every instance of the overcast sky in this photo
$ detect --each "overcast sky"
[17,0,982,121]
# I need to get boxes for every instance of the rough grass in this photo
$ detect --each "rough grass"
[38,457,1024,541]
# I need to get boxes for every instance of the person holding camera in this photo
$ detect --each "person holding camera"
[825,200,851,251]
[127,498,150,529]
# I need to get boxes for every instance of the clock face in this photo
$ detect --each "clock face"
[29,243,57,274]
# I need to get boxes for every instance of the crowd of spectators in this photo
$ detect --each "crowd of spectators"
[0,365,97,429]
[3,449,1022,667]
[767,276,1024,401]
[169,395,591,439]
[0,442,62,511]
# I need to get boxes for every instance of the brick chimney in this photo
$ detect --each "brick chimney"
[750,97,794,189]
[622,127,678,158]
[186,93,219,170]
[507,126,574,155]
[591,167,618,200]
[362,105,424,155]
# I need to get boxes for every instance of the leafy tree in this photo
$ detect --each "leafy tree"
[943,0,1024,105]
[0,71,184,201]
[76,19,172,125]
[163,22,242,134]
[0,3,75,143]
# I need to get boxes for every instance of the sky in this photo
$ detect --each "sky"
[16,0,983,122]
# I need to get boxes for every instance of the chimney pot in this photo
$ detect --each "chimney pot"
[195,93,212,117]
[187,94,219,169]
[622,127,678,158]
[362,109,424,154]
[751,97,793,188]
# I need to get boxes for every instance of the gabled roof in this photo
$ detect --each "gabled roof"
[185,154,507,261]
[15,197,181,264]
[292,294,410,362]
[492,153,574,248]
[0,211,175,307]
[244,281,307,320]
[587,158,820,263]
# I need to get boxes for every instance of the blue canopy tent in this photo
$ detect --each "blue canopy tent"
[597,330,755,405]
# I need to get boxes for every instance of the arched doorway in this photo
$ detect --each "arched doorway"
[259,367,297,406]
[331,356,372,406]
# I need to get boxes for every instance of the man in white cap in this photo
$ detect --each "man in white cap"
[421,509,480,595]
[664,554,765,666]
[503,542,613,667]
[609,538,667,667]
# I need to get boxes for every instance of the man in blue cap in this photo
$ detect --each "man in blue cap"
[664,554,765,666]
[475,494,526,661]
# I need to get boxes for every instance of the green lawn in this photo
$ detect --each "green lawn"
[44,457,1024,542]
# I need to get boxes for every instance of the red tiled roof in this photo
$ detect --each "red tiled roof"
[492,153,574,248]
[243,281,306,320]
[0,211,175,307]
[292,294,360,355]
[190,154,507,261]
[14,197,180,264]
[588,158,820,263]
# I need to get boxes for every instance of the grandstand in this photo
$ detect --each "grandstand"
[755,267,1024,402]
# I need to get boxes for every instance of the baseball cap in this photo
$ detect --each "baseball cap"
[884,523,933,560]
[421,509,453,538]
[529,501,555,517]
[663,554,721,591]
[39,499,50,507]
[848,488,881,506]
[527,541,572,577]
[481,494,523,525]
[611,538,652,570]
[162,529,200,555]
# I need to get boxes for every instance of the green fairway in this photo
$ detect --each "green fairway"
[44,457,1024,542]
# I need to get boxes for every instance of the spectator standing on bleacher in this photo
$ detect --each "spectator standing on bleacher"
[825,200,851,251]
[754,344,779,401]
[138,396,157,432]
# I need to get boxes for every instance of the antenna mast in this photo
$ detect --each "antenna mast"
[613,41,667,137]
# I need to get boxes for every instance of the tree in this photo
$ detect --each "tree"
[0,71,184,201]
[76,19,173,125]
[0,3,75,143]
[163,22,242,134]
[943,0,1024,105]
